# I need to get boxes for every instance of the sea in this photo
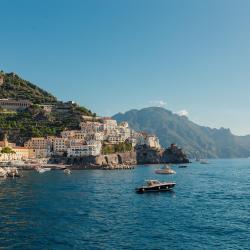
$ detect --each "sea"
[0,159,249,250]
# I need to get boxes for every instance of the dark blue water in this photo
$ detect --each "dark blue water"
[0,159,249,250]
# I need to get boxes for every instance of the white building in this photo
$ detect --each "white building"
[146,135,161,149]
[101,118,117,133]
[68,139,85,146]
[117,126,131,140]
[84,132,104,142]
[67,141,102,157]
[80,121,103,133]
[61,130,86,140]
[106,134,125,144]
[136,132,161,149]
[61,130,76,138]
[53,138,68,155]
[74,131,86,140]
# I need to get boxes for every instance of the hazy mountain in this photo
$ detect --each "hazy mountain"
[113,107,250,158]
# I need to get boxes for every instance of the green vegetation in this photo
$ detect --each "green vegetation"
[0,147,16,154]
[0,105,92,145]
[102,142,133,154]
[0,73,57,104]
[0,71,94,145]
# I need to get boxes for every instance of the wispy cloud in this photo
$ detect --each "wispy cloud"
[149,100,167,108]
[177,109,189,117]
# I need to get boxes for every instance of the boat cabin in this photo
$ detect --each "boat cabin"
[145,180,161,186]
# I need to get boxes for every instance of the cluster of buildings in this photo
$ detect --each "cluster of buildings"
[0,116,161,160]
[0,74,162,161]
[0,84,161,160]
[0,135,35,161]
[23,116,161,159]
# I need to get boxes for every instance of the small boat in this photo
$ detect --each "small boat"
[155,165,176,174]
[43,168,51,171]
[0,167,7,178]
[36,167,51,173]
[136,180,176,193]
[178,165,188,168]
[64,169,71,175]
[200,160,209,164]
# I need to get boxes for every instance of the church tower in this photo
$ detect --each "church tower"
[0,73,4,86]
[3,133,9,147]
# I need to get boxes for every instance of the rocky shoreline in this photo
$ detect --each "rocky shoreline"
[49,144,189,170]
[0,145,189,171]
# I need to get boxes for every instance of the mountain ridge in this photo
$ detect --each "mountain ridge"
[113,107,250,158]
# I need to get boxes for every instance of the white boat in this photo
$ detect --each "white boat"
[200,160,209,164]
[155,165,176,174]
[36,167,51,173]
[43,168,51,171]
[6,167,21,178]
[64,169,71,175]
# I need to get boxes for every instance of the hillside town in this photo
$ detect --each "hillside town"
[0,101,161,161]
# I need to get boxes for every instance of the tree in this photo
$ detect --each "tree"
[1,147,16,154]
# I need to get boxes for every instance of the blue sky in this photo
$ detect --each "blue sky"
[1,0,250,135]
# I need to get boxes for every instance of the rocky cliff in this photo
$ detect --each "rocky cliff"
[49,151,137,169]
[136,144,189,165]
[49,145,189,168]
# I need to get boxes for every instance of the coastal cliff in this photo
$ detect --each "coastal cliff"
[49,144,189,168]
[49,151,137,169]
[136,144,189,165]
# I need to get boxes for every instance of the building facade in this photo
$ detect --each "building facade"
[24,137,52,158]
[67,141,102,157]
[0,99,32,111]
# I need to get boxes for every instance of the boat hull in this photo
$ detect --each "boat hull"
[155,170,176,174]
[178,165,188,168]
[136,183,176,193]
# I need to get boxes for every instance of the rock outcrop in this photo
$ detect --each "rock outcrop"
[136,144,189,164]
[49,144,189,169]
[49,151,137,169]
[95,151,137,166]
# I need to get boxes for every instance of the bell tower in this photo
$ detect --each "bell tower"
[0,72,4,86]
[3,133,8,147]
